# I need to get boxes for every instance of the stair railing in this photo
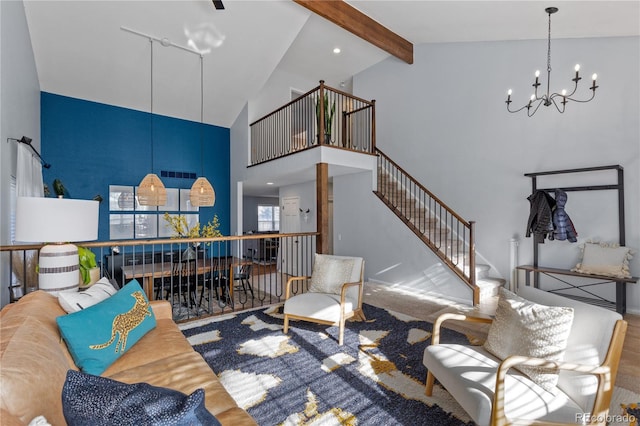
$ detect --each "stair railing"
[375,148,478,304]
[249,81,375,165]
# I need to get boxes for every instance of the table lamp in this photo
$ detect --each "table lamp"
[15,197,99,295]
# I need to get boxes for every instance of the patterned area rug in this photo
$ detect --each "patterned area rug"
[180,303,475,425]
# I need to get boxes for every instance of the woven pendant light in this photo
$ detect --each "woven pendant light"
[190,177,215,207]
[138,173,167,206]
[138,39,166,206]
[190,53,215,207]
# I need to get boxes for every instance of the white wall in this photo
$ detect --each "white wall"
[333,171,473,303]
[248,68,320,124]
[230,103,250,237]
[350,36,640,312]
[0,0,41,308]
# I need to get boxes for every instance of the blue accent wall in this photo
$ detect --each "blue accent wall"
[40,92,230,242]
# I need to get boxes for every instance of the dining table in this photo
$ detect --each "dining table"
[121,256,250,302]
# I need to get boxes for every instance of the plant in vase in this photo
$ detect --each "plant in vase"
[78,246,99,287]
[53,179,66,198]
[163,213,222,259]
[163,212,221,239]
[316,95,335,145]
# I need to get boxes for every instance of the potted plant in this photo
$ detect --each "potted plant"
[78,246,99,287]
[53,178,66,198]
[316,95,335,145]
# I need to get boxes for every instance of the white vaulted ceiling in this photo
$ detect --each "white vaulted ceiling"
[22,1,640,128]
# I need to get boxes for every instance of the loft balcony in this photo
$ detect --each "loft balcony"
[249,81,376,168]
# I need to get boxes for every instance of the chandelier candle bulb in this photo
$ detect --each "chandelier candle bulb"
[573,64,582,83]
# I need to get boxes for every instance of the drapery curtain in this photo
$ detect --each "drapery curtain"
[12,143,44,298]
[16,143,44,197]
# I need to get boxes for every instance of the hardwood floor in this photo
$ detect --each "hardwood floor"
[362,282,640,395]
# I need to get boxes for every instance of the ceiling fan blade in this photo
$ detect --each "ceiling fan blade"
[212,0,224,10]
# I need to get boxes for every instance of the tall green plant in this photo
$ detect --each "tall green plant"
[315,95,336,138]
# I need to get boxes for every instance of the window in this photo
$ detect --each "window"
[108,185,198,240]
[258,205,279,232]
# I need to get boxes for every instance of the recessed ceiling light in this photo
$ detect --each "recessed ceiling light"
[266,182,274,185]
[333,47,341,54]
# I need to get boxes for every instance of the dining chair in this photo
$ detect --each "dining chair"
[233,264,254,299]
[168,259,198,309]
[198,257,233,311]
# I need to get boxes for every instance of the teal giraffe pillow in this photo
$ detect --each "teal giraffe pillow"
[56,280,156,375]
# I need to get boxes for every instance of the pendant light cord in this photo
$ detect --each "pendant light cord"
[546,10,552,99]
[150,38,155,173]
[200,54,204,176]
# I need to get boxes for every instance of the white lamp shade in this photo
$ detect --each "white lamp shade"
[15,197,99,243]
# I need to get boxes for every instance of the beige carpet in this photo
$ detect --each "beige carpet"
[363,282,640,426]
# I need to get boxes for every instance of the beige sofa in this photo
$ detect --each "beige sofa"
[0,290,256,426]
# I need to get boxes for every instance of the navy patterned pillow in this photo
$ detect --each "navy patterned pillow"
[62,370,220,426]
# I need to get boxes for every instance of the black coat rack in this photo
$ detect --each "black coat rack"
[517,164,637,314]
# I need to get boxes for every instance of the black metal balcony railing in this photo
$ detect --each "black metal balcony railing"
[1,233,317,322]
[250,80,375,165]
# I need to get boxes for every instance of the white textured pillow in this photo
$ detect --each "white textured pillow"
[58,278,118,313]
[484,288,574,393]
[308,254,355,295]
[572,241,633,278]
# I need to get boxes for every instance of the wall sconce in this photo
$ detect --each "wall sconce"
[299,208,311,223]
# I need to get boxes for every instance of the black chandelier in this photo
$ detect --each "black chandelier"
[506,7,598,117]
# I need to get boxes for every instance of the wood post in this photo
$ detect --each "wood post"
[316,163,329,254]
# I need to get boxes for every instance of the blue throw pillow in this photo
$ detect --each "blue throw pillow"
[62,370,221,426]
[57,280,156,375]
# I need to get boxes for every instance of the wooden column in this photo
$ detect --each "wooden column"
[316,162,329,254]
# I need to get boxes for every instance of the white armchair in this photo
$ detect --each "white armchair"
[283,254,365,345]
[423,286,627,426]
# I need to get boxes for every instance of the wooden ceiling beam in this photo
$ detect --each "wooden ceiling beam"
[293,0,413,64]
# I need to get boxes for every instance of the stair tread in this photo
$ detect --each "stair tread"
[476,277,506,286]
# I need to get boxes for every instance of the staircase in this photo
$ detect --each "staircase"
[373,148,504,305]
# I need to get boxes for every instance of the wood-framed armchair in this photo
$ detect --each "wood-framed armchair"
[423,285,627,426]
[283,254,365,345]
